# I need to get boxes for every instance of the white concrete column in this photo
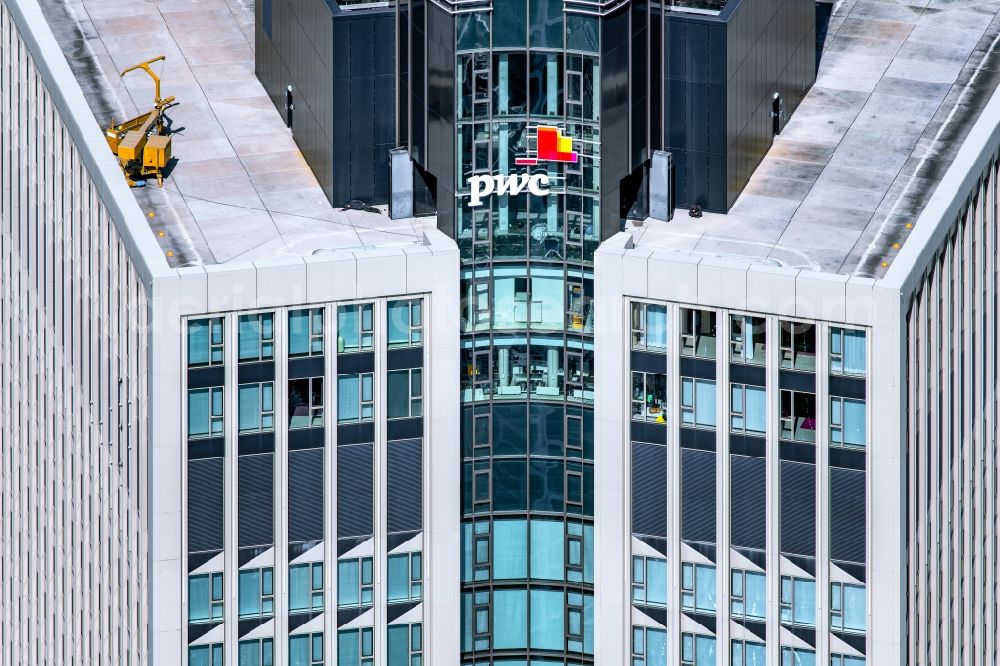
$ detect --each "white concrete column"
[868,282,905,666]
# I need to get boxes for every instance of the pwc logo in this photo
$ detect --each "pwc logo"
[468,126,578,207]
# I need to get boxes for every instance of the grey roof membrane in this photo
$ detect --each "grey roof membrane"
[38,0,1000,275]
[633,0,1000,278]
[38,0,432,268]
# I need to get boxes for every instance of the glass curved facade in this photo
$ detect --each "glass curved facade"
[453,6,599,664]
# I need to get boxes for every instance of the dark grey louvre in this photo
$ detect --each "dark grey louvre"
[631,441,667,538]
[238,454,274,548]
[387,438,423,534]
[337,442,374,539]
[830,467,866,564]
[780,460,815,556]
[288,449,324,543]
[188,458,224,553]
[730,455,766,551]
[681,448,716,544]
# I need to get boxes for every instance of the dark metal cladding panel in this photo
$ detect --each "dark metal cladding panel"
[631,441,667,538]
[387,418,424,441]
[730,455,766,551]
[649,8,664,151]
[679,357,715,380]
[262,0,273,38]
[238,361,275,384]
[289,357,326,379]
[188,458,225,554]
[720,0,815,210]
[338,352,375,374]
[338,422,376,445]
[337,442,374,539]
[779,369,815,392]
[238,454,275,549]
[729,363,765,386]
[631,420,668,445]
[397,4,410,147]
[660,0,815,212]
[679,427,716,452]
[599,5,631,240]
[829,375,866,400]
[828,447,865,471]
[387,438,423,533]
[188,366,224,390]
[780,460,815,557]
[830,468,866,565]
[424,4,456,212]
[238,432,276,456]
[629,0,649,167]
[408,19,426,168]
[288,449,324,543]
[254,0,395,206]
[681,447,716,544]
[387,347,424,370]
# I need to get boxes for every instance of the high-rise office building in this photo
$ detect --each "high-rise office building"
[3,0,1000,664]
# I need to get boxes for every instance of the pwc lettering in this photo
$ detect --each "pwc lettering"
[467,125,580,207]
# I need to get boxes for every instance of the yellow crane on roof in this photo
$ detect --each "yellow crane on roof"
[105,56,177,187]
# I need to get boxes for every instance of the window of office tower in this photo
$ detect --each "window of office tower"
[454,2,597,663]
[453,8,601,265]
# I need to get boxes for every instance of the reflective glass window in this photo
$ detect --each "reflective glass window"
[188,318,224,367]
[830,582,866,633]
[388,552,423,603]
[457,11,490,50]
[830,327,866,376]
[238,568,273,619]
[238,382,274,433]
[188,387,223,438]
[289,562,324,613]
[529,53,563,116]
[237,638,273,666]
[188,644,223,666]
[337,304,374,353]
[337,373,374,423]
[493,589,528,649]
[730,315,765,365]
[681,562,716,613]
[830,397,866,448]
[566,13,599,53]
[681,378,717,428]
[632,303,668,351]
[782,647,816,666]
[780,576,816,626]
[289,309,324,357]
[530,519,565,580]
[732,640,766,666]
[730,569,766,619]
[289,633,323,666]
[239,313,274,362]
[388,299,423,348]
[780,321,816,371]
[288,377,323,429]
[529,0,563,48]
[730,384,766,435]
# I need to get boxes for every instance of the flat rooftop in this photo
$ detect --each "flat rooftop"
[633,0,1000,278]
[39,0,431,268]
[39,0,1000,276]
